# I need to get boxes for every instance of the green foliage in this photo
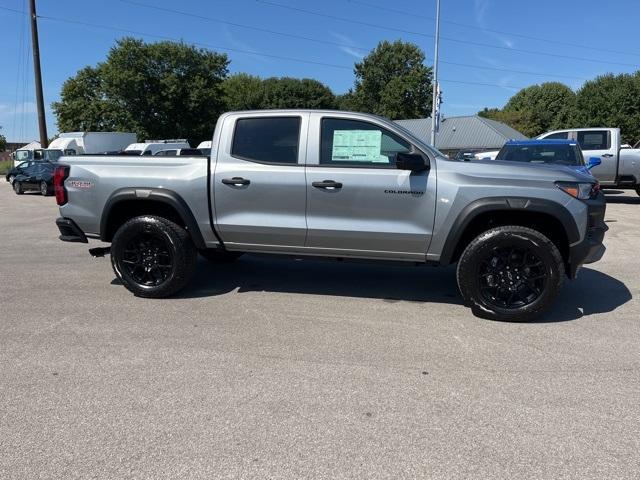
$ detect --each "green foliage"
[0,160,12,175]
[573,72,640,144]
[0,133,6,152]
[53,38,229,141]
[223,74,336,110]
[347,40,432,119]
[479,82,576,137]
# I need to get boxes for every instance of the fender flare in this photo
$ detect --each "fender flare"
[439,197,579,265]
[100,187,207,249]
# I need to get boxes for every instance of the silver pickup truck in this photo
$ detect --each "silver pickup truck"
[54,110,607,321]
[538,127,640,195]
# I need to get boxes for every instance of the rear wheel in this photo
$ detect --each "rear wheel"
[456,226,564,322]
[13,181,23,195]
[40,181,50,196]
[110,215,197,298]
[199,249,244,263]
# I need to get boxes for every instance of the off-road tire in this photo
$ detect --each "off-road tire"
[111,215,197,298]
[199,249,244,263]
[13,181,23,195]
[456,226,564,322]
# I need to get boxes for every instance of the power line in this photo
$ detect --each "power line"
[346,0,640,59]
[115,0,368,52]
[113,0,589,82]
[254,0,640,69]
[0,5,595,93]
[30,10,537,90]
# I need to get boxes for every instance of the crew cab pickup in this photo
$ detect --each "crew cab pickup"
[54,110,607,321]
[537,127,640,195]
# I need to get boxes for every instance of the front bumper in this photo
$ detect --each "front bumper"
[567,191,608,278]
[56,217,88,243]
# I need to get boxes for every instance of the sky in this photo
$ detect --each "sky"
[1,0,639,142]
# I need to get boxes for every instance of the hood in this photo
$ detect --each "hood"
[450,158,597,183]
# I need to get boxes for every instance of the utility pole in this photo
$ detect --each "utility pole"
[29,0,48,148]
[430,0,441,147]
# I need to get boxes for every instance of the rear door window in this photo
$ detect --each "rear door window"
[577,131,610,150]
[232,117,301,165]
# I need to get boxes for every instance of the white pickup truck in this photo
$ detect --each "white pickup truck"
[537,127,640,195]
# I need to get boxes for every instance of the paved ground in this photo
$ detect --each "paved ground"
[0,182,638,480]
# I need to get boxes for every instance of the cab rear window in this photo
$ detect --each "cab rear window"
[232,117,301,165]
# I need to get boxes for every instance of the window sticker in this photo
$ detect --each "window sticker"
[331,130,387,162]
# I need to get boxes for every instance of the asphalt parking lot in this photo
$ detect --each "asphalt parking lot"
[0,182,638,479]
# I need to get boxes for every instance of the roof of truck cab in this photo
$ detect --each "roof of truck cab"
[505,139,577,146]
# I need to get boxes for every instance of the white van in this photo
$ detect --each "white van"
[124,139,191,156]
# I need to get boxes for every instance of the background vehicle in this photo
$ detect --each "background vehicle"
[474,149,500,160]
[124,139,191,156]
[153,148,206,156]
[10,141,41,166]
[13,161,55,196]
[537,127,640,195]
[47,132,136,156]
[54,110,606,322]
[6,160,41,185]
[494,139,600,173]
[197,140,212,156]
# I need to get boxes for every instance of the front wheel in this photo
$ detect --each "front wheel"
[40,181,50,196]
[13,181,23,195]
[456,226,564,322]
[110,215,197,298]
[8,175,15,185]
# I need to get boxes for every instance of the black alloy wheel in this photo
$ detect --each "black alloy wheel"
[478,246,547,309]
[121,232,174,287]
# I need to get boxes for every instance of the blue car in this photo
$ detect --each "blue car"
[494,139,601,174]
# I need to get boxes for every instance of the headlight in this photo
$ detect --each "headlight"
[555,181,600,200]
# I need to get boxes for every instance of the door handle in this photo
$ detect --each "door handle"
[222,177,250,186]
[312,180,343,189]
[602,154,614,157]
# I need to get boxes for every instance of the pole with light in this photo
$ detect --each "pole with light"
[430,0,441,147]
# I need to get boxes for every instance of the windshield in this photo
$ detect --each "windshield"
[496,144,584,166]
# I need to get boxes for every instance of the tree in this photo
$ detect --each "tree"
[573,72,640,144]
[223,74,336,111]
[53,38,229,141]
[346,40,432,119]
[479,82,576,137]
[0,127,5,151]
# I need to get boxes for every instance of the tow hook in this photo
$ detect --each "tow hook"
[89,247,111,258]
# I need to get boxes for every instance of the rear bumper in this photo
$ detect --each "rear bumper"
[567,192,608,278]
[56,217,88,243]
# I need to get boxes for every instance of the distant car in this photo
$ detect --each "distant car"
[474,150,500,160]
[153,148,206,156]
[454,150,484,161]
[6,160,37,185]
[13,161,56,196]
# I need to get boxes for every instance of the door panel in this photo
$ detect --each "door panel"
[213,114,308,248]
[304,115,436,260]
[305,167,435,257]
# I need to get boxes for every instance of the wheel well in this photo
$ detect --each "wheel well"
[450,210,570,265]
[103,200,185,242]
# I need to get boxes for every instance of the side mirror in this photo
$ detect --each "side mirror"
[396,152,430,171]
[587,157,602,170]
